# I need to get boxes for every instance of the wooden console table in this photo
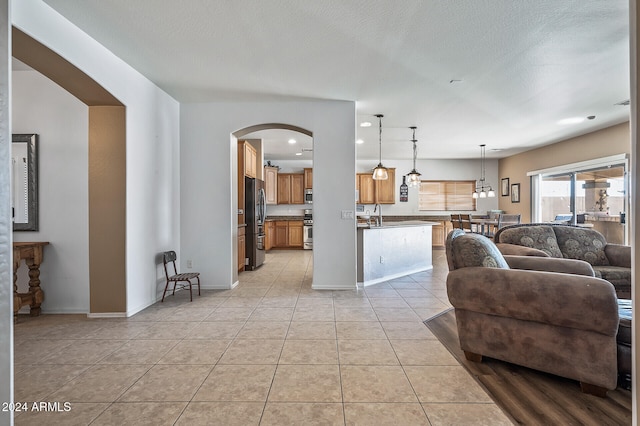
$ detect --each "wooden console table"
[13,241,49,316]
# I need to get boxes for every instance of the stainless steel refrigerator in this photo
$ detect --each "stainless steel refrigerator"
[245,177,266,269]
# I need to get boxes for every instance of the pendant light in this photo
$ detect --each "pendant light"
[406,126,421,187]
[472,144,495,198]
[372,114,388,180]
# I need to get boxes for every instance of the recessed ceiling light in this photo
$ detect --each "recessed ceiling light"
[360,122,372,127]
[557,117,585,125]
[295,152,302,156]
[356,139,364,144]
[288,138,297,144]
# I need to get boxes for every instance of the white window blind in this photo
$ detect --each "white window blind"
[418,180,476,211]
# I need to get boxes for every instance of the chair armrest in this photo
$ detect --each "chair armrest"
[503,255,594,276]
[446,267,618,336]
[496,243,549,257]
[605,244,631,268]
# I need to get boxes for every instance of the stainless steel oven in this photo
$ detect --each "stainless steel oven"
[304,189,312,204]
[303,225,313,250]
[303,209,313,249]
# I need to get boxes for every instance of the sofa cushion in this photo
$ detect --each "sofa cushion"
[553,226,610,266]
[593,265,631,287]
[495,225,563,258]
[449,232,509,270]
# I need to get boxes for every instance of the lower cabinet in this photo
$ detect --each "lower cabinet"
[432,220,453,248]
[238,226,246,271]
[265,221,275,251]
[288,220,304,247]
[272,220,304,248]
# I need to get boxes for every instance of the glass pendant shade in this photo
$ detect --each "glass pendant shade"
[406,127,421,187]
[373,164,389,180]
[372,114,388,180]
[407,170,421,187]
[474,144,495,198]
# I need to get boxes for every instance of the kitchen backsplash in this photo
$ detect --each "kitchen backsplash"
[266,205,309,217]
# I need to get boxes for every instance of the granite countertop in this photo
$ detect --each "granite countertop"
[358,220,438,229]
[266,216,304,221]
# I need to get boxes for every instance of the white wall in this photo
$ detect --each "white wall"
[13,0,181,315]
[357,158,500,215]
[12,69,89,313]
[180,100,356,291]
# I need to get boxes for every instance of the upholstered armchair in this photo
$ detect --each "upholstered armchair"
[445,229,619,396]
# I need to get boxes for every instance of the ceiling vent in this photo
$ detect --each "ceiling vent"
[615,99,630,106]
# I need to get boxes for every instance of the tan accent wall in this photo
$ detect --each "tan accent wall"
[498,122,631,222]
[89,106,126,313]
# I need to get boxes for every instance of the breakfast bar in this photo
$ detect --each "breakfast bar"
[357,221,435,286]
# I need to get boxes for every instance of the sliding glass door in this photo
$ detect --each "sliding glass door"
[540,173,575,223]
[529,156,628,244]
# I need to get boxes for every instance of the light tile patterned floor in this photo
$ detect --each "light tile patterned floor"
[13,249,513,425]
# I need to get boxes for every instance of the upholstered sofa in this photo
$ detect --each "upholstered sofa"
[446,229,619,396]
[494,223,631,299]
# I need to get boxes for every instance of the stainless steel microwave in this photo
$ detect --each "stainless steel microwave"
[304,189,312,204]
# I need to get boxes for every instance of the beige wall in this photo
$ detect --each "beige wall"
[89,106,126,313]
[498,122,631,222]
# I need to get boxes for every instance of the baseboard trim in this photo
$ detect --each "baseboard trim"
[87,312,126,318]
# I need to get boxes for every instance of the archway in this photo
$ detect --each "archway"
[12,28,127,314]
[232,123,313,285]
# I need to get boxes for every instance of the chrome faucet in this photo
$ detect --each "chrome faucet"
[373,204,383,227]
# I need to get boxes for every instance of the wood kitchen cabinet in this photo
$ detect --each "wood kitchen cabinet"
[357,174,375,204]
[238,226,246,271]
[265,220,275,251]
[375,168,395,204]
[356,168,395,204]
[277,173,305,204]
[431,219,453,248]
[304,168,313,189]
[274,221,290,247]
[237,140,259,224]
[272,220,303,248]
[288,220,304,247]
[264,166,278,205]
[244,142,257,178]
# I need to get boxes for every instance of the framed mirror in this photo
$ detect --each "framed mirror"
[12,133,38,231]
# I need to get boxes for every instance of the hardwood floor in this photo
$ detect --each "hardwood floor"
[425,309,632,425]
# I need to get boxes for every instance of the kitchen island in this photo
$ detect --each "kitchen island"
[357,221,436,286]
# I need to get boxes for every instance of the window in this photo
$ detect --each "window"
[529,154,628,244]
[419,180,476,211]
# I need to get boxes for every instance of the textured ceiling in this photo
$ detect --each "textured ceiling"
[42,0,630,160]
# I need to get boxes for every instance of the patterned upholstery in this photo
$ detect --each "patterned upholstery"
[495,223,631,299]
[495,224,563,258]
[553,226,609,266]
[446,230,509,270]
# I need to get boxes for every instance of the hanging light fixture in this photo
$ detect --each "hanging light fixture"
[372,114,388,180]
[472,144,496,199]
[406,126,421,187]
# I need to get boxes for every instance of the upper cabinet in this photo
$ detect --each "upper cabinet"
[264,166,278,205]
[356,174,375,204]
[277,173,305,204]
[375,168,395,204]
[244,142,257,178]
[356,168,396,204]
[304,168,313,189]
